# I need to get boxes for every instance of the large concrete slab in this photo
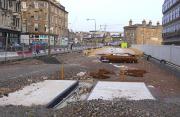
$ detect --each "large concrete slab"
[0,80,78,107]
[93,47,135,55]
[88,82,155,101]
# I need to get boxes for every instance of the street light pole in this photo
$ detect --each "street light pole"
[87,18,97,46]
[95,20,96,32]
[143,26,145,45]
[4,34,8,63]
[48,0,51,56]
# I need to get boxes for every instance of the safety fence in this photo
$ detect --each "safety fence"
[132,45,180,66]
[0,45,103,62]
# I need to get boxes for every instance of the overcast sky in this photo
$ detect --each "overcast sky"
[60,0,164,32]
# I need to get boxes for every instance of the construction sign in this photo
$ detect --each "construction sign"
[121,42,128,48]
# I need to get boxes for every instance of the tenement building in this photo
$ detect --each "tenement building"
[0,0,21,50]
[124,20,163,46]
[21,0,68,46]
[162,0,180,45]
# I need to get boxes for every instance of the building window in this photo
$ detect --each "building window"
[45,13,48,21]
[44,2,48,8]
[45,24,48,32]
[21,2,26,9]
[34,23,39,31]
[16,18,20,28]
[51,16,53,23]
[34,1,38,9]
[50,27,53,33]
[34,12,38,20]
[8,0,12,7]
[22,23,27,32]
[51,7,54,12]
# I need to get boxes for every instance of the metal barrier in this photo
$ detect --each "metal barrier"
[132,45,180,66]
[0,45,103,62]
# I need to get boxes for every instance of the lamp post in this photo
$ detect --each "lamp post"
[87,18,97,46]
[143,26,145,45]
[48,0,51,56]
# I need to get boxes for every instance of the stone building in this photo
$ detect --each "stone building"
[20,0,68,46]
[162,0,180,45]
[124,20,163,46]
[0,0,21,50]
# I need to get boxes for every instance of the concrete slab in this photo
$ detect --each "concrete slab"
[94,47,135,55]
[0,80,78,107]
[88,82,155,101]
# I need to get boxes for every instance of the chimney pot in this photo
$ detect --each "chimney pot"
[142,19,146,25]
[149,20,152,26]
[157,21,160,26]
[129,19,132,26]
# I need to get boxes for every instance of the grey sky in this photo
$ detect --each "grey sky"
[60,0,164,32]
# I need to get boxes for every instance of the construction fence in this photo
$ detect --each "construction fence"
[132,45,180,66]
[0,45,103,62]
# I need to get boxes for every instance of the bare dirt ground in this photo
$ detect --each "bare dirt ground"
[0,51,180,116]
[0,52,87,97]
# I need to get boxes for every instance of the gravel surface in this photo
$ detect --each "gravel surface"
[0,52,88,97]
[58,100,180,117]
[0,100,180,117]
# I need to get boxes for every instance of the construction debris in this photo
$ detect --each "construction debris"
[77,72,86,77]
[125,69,147,77]
[100,54,138,63]
[90,68,115,79]
[119,66,147,77]
[0,88,11,97]
[83,47,144,57]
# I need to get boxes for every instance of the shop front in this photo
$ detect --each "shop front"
[0,32,5,50]
[0,28,20,51]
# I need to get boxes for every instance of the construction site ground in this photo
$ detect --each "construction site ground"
[0,50,180,117]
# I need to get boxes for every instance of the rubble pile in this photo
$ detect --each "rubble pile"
[100,54,138,63]
[68,72,93,80]
[90,68,115,79]
[125,69,147,77]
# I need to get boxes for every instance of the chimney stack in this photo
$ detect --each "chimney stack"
[142,19,146,26]
[129,19,132,26]
[149,20,152,26]
[157,21,160,26]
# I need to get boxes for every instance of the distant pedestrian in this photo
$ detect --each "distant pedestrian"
[36,44,40,54]
[28,46,32,52]
[70,43,73,50]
